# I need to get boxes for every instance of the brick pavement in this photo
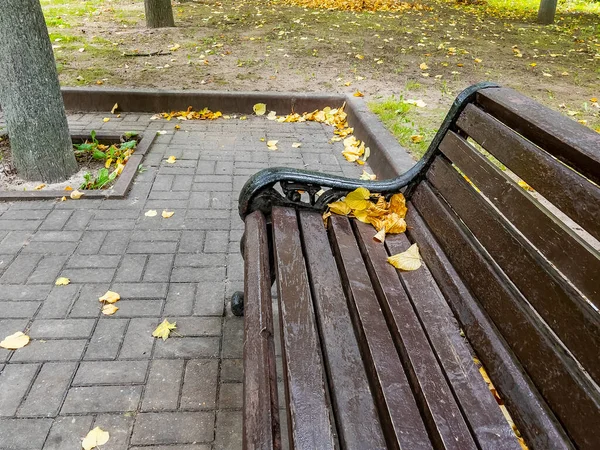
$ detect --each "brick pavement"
[0,111,366,449]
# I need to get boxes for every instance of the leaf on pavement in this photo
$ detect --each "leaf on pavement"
[34,184,46,191]
[359,170,376,180]
[70,190,84,200]
[152,319,177,341]
[162,210,174,218]
[99,291,120,304]
[166,155,177,164]
[145,210,157,217]
[253,103,266,115]
[55,277,71,286]
[0,331,30,350]
[82,427,110,450]
[291,142,302,148]
[387,243,422,271]
[353,90,364,97]
[101,304,119,316]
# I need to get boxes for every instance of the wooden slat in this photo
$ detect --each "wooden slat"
[411,182,600,450]
[427,156,600,384]
[405,206,574,450]
[353,221,484,450]
[476,87,600,185]
[243,211,281,450]
[456,103,600,241]
[382,231,522,450]
[271,207,336,450]
[298,211,387,450]
[328,214,433,450]
[439,131,600,305]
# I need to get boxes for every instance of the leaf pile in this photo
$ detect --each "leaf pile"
[162,106,223,121]
[276,0,430,13]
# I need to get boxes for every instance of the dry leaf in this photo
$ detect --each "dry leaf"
[266,111,277,120]
[82,427,110,450]
[101,304,119,315]
[145,210,158,217]
[419,62,429,70]
[355,54,364,59]
[152,319,177,341]
[359,170,376,180]
[99,291,120,304]
[34,184,46,191]
[253,103,267,115]
[411,134,423,143]
[162,210,174,218]
[55,277,70,286]
[388,243,422,271]
[61,196,67,202]
[328,201,352,215]
[166,155,177,164]
[111,103,118,114]
[64,186,73,191]
[70,190,84,200]
[292,142,302,148]
[0,331,30,350]
[517,180,535,192]
[353,90,364,97]
[103,118,110,123]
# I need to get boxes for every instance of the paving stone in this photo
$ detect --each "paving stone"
[10,339,86,362]
[19,362,77,417]
[131,412,215,445]
[194,282,225,316]
[180,359,218,410]
[119,318,158,359]
[178,231,205,253]
[0,418,53,449]
[127,241,177,254]
[170,317,221,336]
[94,413,135,450]
[110,282,168,299]
[163,283,195,316]
[0,301,41,319]
[114,254,147,282]
[219,383,243,409]
[69,283,109,318]
[66,254,121,268]
[220,359,243,383]
[1,210,50,221]
[153,337,220,359]
[58,267,116,283]
[73,360,148,385]
[61,385,142,413]
[22,241,78,255]
[143,254,174,282]
[43,415,94,450]
[0,319,29,339]
[27,255,69,284]
[36,285,79,319]
[84,318,128,360]
[0,285,51,301]
[76,231,107,254]
[32,231,83,242]
[39,210,73,231]
[213,410,242,450]
[29,319,95,339]
[141,359,184,411]
[203,231,229,253]
[0,364,39,416]
[111,300,163,317]
[0,253,42,284]
[100,231,133,255]
[222,317,244,359]
[0,219,42,230]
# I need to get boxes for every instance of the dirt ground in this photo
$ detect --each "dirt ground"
[41,0,599,153]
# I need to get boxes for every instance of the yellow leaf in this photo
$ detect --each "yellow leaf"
[345,187,371,210]
[419,62,429,70]
[474,58,482,63]
[353,90,364,97]
[591,98,598,103]
[328,201,352,215]
[174,124,180,130]
[99,291,120,304]
[355,54,364,59]
[70,190,84,200]
[111,103,118,114]
[61,196,67,202]
[34,184,46,191]
[166,155,177,164]
[103,118,110,123]
[267,140,278,150]
[240,115,247,120]
[388,243,422,271]
[145,210,157,217]
[253,103,266,115]
[373,228,387,243]
[389,193,407,217]
[152,319,177,341]
[410,134,423,143]
[344,81,352,86]
[0,331,30,350]
[169,43,180,51]
[104,158,113,169]
[64,186,73,191]
[101,304,119,316]
[162,210,174,218]
[82,427,110,450]
[291,142,302,148]
[359,170,376,180]
[529,62,537,67]
[55,277,70,286]
[517,180,535,192]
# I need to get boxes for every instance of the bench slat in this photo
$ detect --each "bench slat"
[411,182,600,450]
[243,212,281,450]
[329,214,433,450]
[272,207,336,450]
[298,211,387,449]
[439,130,600,305]
[427,156,600,384]
[476,87,600,185]
[353,221,480,450]
[456,103,600,241]
[405,206,574,450]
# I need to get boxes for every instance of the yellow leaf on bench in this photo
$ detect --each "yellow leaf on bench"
[388,243,422,271]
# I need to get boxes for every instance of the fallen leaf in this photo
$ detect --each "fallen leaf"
[145,210,158,217]
[64,186,73,191]
[61,196,67,201]
[355,54,364,59]
[0,331,30,350]
[101,304,119,316]
[267,140,278,150]
[345,187,371,210]
[419,62,429,70]
[474,58,482,63]
[253,103,267,115]
[82,427,110,450]
[387,243,422,271]
[591,98,598,103]
[174,124,180,130]
[111,103,118,114]
[152,319,177,341]
[70,190,84,200]
[34,184,46,191]
[291,142,302,148]
[166,155,177,164]
[353,90,364,97]
[103,118,110,123]
[411,134,423,143]
[162,210,174,218]
[169,43,181,51]
[99,291,120,304]
[328,201,352,215]
[55,277,70,286]
[359,170,376,180]
[266,111,277,120]
[517,180,535,192]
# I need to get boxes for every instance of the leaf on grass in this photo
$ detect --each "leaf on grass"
[345,187,371,210]
[411,134,423,143]
[474,58,482,63]
[70,190,84,200]
[162,210,174,218]
[34,184,46,191]
[145,210,158,217]
[99,291,120,304]
[517,180,535,192]
[152,319,177,341]
[55,277,70,286]
[82,427,110,450]
[253,103,267,115]
[387,243,422,271]
[111,103,118,114]
[166,155,177,164]
[101,304,119,316]
[328,201,352,215]
[0,331,30,350]
[291,142,302,148]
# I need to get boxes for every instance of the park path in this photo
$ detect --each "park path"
[0,111,365,449]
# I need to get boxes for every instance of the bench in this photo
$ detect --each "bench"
[233,82,600,450]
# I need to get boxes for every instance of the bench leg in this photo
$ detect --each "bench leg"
[231,291,244,316]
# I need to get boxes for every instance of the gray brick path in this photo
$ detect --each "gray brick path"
[0,111,367,449]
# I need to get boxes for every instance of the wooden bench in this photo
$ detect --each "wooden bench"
[234,83,600,450]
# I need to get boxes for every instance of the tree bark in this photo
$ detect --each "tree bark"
[145,0,175,28]
[0,0,77,183]
[538,0,558,24]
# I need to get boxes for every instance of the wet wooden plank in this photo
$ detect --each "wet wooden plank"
[427,156,600,384]
[476,87,600,185]
[456,103,600,241]
[271,207,336,450]
[243,211,281,450]
[439,130,600,305]
[405,206,574,450]
[329,214,433,450]
[411,181,600,450]
[298,211,387,450]
[353,221,480,450]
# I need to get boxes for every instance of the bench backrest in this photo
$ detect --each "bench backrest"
[407,87,600,449]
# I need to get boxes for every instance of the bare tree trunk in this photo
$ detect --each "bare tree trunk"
[145,0,175,28]
[538,0,558,24]
[0,0,77,183]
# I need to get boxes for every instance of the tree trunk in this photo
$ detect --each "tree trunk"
[0,0,77,183]
[145,0,175,28]
[538,0,558,24]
